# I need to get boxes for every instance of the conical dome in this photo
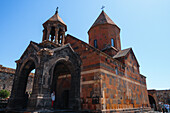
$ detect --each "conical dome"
[43,10,67,31]
[89,10,119,32]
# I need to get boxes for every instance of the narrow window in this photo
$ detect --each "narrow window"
[111,38,114,47]
[115,67,118,75]
[132,66,134,73]
[131,54,134,60]
[94,39,97,48]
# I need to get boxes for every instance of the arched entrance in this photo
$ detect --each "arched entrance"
[51,59,78,109]
[7,42,81,111]
[52,61,70,109]
[18,60,35,109]
[148,95,157,111]
[8,59,36,109]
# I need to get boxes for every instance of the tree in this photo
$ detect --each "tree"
[0,90,10,99]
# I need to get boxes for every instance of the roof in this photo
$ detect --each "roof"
[113,48,140,66]
[102,45,118,52]
[89,10,119,31]
[43,10,67,30]
[48,12,66,25]
[113,48,131,58]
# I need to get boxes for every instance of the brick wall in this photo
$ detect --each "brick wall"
[65,35,150,112]
[88,24,121,51]
[100,53,149,110]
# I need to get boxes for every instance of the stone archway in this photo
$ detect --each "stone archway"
[7,58,37,110]
[51,60,74,109]
[148,95,157,111]
[48,54,81,110]
[7,42,81,111]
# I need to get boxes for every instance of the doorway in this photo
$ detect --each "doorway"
[148,95,157,111]
[51,61,71,109]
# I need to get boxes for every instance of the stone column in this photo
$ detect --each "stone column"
[27,52,51,111]
[55,27,59,44]
[61,30,65,45]
[7,62,23,110]
[46,27,51,41]
[42,29,46,41]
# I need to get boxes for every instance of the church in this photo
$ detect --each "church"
[7,9,150,112]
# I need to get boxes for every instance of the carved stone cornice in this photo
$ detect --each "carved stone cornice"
[37,48,54,56]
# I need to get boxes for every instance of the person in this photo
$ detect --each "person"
[152,103,155,111]
[165,104,169,112]
[161,103,165,113]
[51,91,55,108]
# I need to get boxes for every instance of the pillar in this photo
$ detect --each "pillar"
[27,54,51,111]
[55,27,59,44]
[42,29,46,41]
[61,30,65,45]
[46,27,51,41]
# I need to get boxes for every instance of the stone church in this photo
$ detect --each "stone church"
[7,9,150,112]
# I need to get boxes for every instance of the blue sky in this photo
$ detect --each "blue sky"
[0,0,169,90]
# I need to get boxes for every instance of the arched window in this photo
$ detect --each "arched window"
[111,38,114,47]
[115,67,118,75]
[94,39,97,48]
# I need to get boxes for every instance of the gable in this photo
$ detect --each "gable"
[127,49,139,67]
[19,41,40,62]
[124,49,140,74]
[113,48,139,67]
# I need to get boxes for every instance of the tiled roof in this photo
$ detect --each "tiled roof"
[43,11,67,30]
[47,12,66,25]
[90,11,119,29]
[113,48,131,58]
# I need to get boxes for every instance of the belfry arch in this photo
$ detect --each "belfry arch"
[42,8,66,45]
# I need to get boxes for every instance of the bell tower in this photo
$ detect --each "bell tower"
[42,8,67,45]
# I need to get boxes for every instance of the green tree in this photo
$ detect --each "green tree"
[0,90,10,99]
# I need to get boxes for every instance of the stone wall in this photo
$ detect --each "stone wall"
[156,90,170,104]
[148,89,170,111]
[0,64,34,93]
